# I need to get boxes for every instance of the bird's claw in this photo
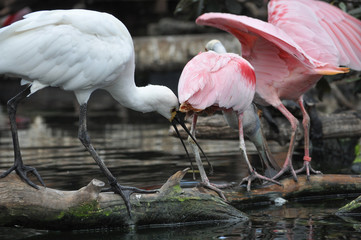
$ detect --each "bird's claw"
[272,162,298,182]
[0,162,45,189]
[109,181,158,218]
[295,161,322,180]
[198,181,230,201]
[240,170,282,191]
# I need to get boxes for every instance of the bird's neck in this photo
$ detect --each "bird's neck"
[108,81,155,114]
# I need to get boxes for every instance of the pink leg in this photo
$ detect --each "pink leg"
[238,113,281,191]
[271,103,298,181]
[295,97,322,178]
[188,114,228,200]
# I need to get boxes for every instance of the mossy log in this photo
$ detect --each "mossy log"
[0,169,246,230]
[336,192,361,225]
[2,170,361,230]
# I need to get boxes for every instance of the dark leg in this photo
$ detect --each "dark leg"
[77,103,156,217]
[0,85,45,188]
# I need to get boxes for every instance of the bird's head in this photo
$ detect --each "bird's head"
[205,39,227,53]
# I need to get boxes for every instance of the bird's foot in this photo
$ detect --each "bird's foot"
[240,170,282,191]
[295,159,322,180]
[0,161,45,189]
[272,161,298,182]
[198,181,230,201]
[108,180,158,218]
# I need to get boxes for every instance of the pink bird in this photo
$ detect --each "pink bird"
[178,49,280,195]
[196,0,361,181]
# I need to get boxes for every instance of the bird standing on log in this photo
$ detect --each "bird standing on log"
[0,9,205,217]
[178,46,280,195]
[206,39,280,179]
[196,0,361,181]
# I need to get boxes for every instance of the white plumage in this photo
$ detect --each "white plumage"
[0,9,194,217]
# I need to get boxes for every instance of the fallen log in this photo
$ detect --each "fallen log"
[227,174,361,209]
[0,169,246,230]
[170,110,361,142]
[1,170,361,230]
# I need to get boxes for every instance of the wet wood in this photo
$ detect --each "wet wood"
[225,174,361,208]
[1,171,361,230]
[171,110,361,142]
[0,169,246,230]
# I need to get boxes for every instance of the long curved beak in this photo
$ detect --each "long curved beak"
[171,111,213,174]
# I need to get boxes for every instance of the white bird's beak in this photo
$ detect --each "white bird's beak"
[171,111,213,173]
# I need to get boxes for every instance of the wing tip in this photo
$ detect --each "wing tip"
[315,66,350,75]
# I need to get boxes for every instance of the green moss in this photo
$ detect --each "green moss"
[57,200,100,219]
[338,196,361,213]
[172,185,182,193]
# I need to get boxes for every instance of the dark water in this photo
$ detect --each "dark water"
[0,106,360,239]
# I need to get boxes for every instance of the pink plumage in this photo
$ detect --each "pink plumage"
[178,51,256,113]
[196,0,361,180]
[178,49,280,194]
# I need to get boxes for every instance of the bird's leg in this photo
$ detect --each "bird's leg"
[0,85,45,188]
[295,97,322,179]
[187,115,227,200]
[238,113,281,191]
[77,103,156,217]
[271,103,298,181]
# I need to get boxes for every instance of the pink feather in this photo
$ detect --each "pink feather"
[178,51,255,114]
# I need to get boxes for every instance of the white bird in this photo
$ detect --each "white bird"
[0,9,204,217]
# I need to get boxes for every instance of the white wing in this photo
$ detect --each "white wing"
[0,10,134,100]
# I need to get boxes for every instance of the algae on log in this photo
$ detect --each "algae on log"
[337,195,361,216]
[336,194,361,226]
[2,171,361,230]
[0,169,247,230]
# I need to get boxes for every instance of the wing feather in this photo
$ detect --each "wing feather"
[0,10,134,95]
[178,51,255,113]
[196,13,322,69]
[269,0,361,70]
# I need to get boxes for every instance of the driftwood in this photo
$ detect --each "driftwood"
[1,170,361,230]
[0,169,246,230]
[170,110,361,142]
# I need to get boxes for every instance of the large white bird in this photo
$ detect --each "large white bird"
[0,9,204,217]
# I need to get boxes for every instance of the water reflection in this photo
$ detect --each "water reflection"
[0,107,360,239]
[0,108,248,190]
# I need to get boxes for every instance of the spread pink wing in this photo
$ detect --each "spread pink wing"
[269,0,361,70]
[178,51,255,113]
[196,13,320,69]
[196,12,348,86]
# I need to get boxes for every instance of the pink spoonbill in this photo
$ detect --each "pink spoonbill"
[0,9,205,217]
[196,0,361,180]
[206,39,280,179]
[178,44,281,195]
